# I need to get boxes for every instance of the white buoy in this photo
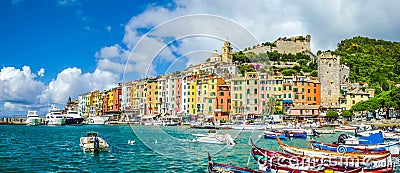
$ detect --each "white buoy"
[155,140,157,144]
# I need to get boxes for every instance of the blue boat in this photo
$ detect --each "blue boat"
[275,129,307,138]
[310,131,400,156]
[264,131,286,139]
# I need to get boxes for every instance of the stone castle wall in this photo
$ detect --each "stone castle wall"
[274,36,311,54]
[244,35,311,55]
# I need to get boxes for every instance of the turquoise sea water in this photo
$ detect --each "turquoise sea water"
[0,125,397,172]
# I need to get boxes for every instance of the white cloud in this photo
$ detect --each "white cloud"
[95,44,123,59]
[110,0,400,78]
[39,67,119,104]
[106,25,112,32]
[0,66,45,105]
[37,68,45,77]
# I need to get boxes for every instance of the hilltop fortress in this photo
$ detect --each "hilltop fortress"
[244,35,311,55]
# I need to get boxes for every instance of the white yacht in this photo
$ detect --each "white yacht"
[45,105,66,126]
[25,111,40,126]
[63,110,84,125]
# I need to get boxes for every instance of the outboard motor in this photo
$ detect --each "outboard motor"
[284,130,289,137]
[337,134,348,144]
[94,136,100,154]
[312,128,319,136]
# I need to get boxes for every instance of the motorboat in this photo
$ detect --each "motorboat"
[26,110,40,126]
[272,128,308,138]
[87,116,108,125]
[320,132,400,156]
[231,121,266,130]
[264,131,286,139]
[193,131,235,145]
[358,130,400,140]
[79,132,109,153]
[45,105,65,126]
[63,110,84,125]
[162,116,181,126]
[140,115,155,126]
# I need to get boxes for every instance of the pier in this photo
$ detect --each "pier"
[0,116,46,125]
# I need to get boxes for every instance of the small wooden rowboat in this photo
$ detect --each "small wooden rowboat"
[208,153,263,173]
[276,136,393,169]
[250,139,393,173]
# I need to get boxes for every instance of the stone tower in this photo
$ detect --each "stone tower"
[221,40,233,63]
[317,52,341,109]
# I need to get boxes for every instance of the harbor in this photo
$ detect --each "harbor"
[1,123,400,172]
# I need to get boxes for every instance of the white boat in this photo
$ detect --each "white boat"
[193,132,235,145]
[334,125,357,132]
[26,110,40,126]
[140,115,155,126]
[358,130,400,140]
[162,116,181,126]
[231,121,266,130]
[79,132,109,153]
[87,116,108,125]
[63,110,84,125]
[45,105,65,126]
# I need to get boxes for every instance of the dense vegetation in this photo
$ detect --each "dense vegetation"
[335,36,400,94]
[351,86,400,113]
[232,51,317,76]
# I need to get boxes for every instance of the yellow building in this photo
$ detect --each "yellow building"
[135,80,147,116]
[230,76,245,120]
[340,90,373,110]
[204,77,226,120]
[189,81,197,115]
[91,90,103,116]
[107,90,114,112]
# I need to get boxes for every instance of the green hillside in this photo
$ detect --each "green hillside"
[334,36,400,94]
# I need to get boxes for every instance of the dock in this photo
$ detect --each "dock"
[0,116,46,125]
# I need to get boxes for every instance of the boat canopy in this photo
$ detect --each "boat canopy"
[359,131,384,145]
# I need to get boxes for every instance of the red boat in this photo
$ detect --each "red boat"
[208,153,263,173]
[250,138,393,173]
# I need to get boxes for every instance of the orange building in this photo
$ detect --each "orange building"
[292,77,320,106]
[102,83,122,119]
[215,84,231,121]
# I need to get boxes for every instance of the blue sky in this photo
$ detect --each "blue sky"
[0,0,170,83]
[1,0,399,115]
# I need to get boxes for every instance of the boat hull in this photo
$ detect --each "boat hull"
[65,118,85,125]
[46,118,66,126]
[26,118,40,126]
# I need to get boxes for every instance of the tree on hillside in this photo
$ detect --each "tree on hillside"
[281,69,297,76]
[335,36,400,93]
[310,70,318,77]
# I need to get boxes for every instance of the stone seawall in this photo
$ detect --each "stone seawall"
[0,116,46,125]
